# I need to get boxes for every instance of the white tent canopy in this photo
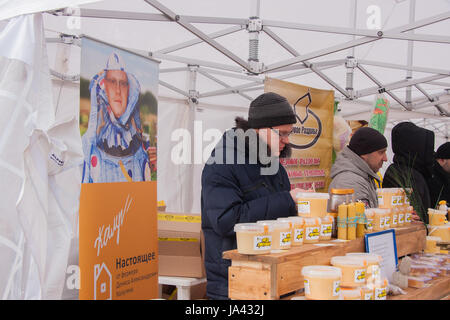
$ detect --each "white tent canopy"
[0,0,449,300]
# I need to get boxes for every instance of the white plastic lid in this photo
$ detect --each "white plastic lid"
[301,265,341,279]
[303,217,321,226]
[257,220,290,229]
[364,208,375,217]
[296,192,330,199]
[331,256,367,267]
[373,208,390,215]
[427,224,450,230]
[234,223,272,233]
[320,216,333,223]
[278,216,305,226]
[426,236,442,241]
[346,252,382,263]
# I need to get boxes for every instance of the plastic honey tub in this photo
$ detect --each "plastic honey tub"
[371,278,388,300]
[372,209,388,231]
[397,207,405,227]
[405,206,413,225]
[234,223,273,254]
[256,220,291,250]
[391,207,399,228]
[301,266,341,300]
[427,209,448,226]
[340,287,362,300]
[303,217,321,243]
[330,256,367,287]
[365,209,374,233]
[346,252,382,278]
[319,215,333,241]
[384,208,391,229]
[377,188,401,209]
[297,192,330,217]
[278,216,304,246]
[427,224,450,242]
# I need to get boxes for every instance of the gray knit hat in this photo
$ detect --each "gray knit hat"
[247,92,297,129]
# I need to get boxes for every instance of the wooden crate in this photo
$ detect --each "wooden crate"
[223,222,426,300]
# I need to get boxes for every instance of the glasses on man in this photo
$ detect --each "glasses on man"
[270,128,293,138]
[105,77,129,89]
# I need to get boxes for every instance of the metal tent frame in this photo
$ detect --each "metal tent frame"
[47,0,450,139]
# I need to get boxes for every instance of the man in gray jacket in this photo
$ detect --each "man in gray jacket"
[329,127,388,208]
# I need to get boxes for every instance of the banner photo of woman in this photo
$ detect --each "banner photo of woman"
[80,37,159,183]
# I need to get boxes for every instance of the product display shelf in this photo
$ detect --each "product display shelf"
[389,275,450,300]
[223,222,426,300]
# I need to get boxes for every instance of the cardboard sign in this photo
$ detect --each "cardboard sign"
[79,181,158,300]
[265,78,334,191]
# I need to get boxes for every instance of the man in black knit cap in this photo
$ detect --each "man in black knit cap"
[329,126,388,208]
[428,142,450,207]
[201,92,309,300]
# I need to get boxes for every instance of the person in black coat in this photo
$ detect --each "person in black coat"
[383,122,434,223]
[201,92,307,300]
[428,142,450,208]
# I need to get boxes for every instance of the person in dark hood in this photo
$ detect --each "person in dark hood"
[427,142,450,208]
[383,122,435,223]
[200,92,308,300]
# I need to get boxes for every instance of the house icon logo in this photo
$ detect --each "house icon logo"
[94,263,112,300]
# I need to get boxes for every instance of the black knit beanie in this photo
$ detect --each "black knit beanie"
[348,127,388,156]
[436,142,450,159]
[247,92,297,128]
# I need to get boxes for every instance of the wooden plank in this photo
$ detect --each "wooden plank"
[389,276,450,300]
[396,224,426,257]
[228,266,272,300]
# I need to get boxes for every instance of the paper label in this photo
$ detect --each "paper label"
[384,216,390,228]
[294,228,304,243]
[406,213,411,222]
[374,287,387,300]
[379,216,385,229]
[333,280,340,296]
[399,213,404,224]
[392,214,398,225]
[304,279,310,295]
[280,231,291,247]
[377,195,384,206]
[254,235,272,250]
[391,195,402,206]
[367,218,373,231]
[354,269,366,283]
[305,226,320,240]
[320,223,332,237]
[297,200,311,214]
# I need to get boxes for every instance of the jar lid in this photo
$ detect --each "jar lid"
[234,223,272,233]
[373,208,390,214]
[364,208,375,217]
[276,217,293,228]
[427,224,450,230]
[296,192,330,199]
[340,287,362,299]
[346,252,382,263]
[331,256,367,267]
[257,220,290,229]
[330,188,354,195]
[426,236,442,241]
[301,265,341,279]
[427,209,447,215]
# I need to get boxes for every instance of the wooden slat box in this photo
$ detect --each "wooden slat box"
[223,222,426,300]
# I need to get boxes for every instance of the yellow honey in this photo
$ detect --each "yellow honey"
[391,207,399,228]
[384,208,391,229]
[362,286,374,300]
[234,223,273,255]
[297,192,330,217]
[331,256,367,288]
[257,220,292,250]
[397,207,405,227]
[365,209,374,233]
[373,209,389,232]
[346,252,382,278]
[301,266,341,300]
[278,216,305,247]
[427,224,450,242]
[303,217,321,243]
[319,215,333,241]
[370,278,388,300]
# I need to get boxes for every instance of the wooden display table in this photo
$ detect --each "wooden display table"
[389,276,450,300]
[223,222,426,300]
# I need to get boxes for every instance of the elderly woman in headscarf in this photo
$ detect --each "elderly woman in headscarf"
[82,52,151,183]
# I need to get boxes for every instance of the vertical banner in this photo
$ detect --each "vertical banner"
[79,37,159,299]
[79,182,158,300]
[265,78,334,191]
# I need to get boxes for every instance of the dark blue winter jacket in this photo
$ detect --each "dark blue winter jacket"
[201,128,296,299]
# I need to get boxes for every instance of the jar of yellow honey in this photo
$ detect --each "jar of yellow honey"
[234,223,273,254]
[278,216,305,247]
[346,252,382,278]
[303,217,321,243]
[340,287,363,300]
[330,256,367,287]
[319,215,333,241]
[301,266,341,300]
[297,192,330,217]
[256,220,291,250]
